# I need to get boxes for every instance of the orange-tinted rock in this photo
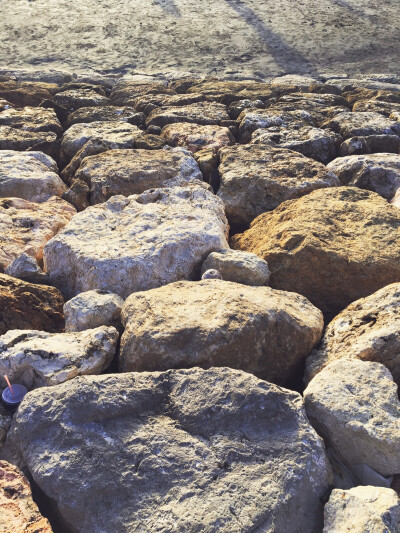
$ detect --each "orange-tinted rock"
[0,81,55,107]
[161,123,235,153]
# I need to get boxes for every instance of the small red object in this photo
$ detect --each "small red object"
[4,375,15,396]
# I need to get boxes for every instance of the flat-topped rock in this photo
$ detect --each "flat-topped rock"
[218,144,340,228]
[0,106,62,135]
[339,135,400,156]
[54,87,109,111]
[0,126,57,152]
[4,367,331,532]
[44,185,229,299]
[145,102,230,129]
[161,123,235,153]
[133,93,205,115]
[66,106,145,127]
[201,249,270,286]
[64,290,124,332]
[323,111,400,139]
[353,99,400,117]
[0,80,55,107]
[231,187,400,317]
[109,80,172,106]
[186,80,276,104]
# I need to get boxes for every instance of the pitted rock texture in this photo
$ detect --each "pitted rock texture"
[64,289,124,332]
[120,280,323,385]
[145,102,230,128]
[0,460,53,533]
[44,185,229,299]
[66,106,145,127]
[0,106,62,135]
[322,111,400,139]
[231,187,400,318]
[0,196,76,270]
[0,273,64,335]
[0,150,66,202]
[4,368,331,533]
[54,87,109,111]
[339,135,400,156]
[0,326,118,390]
[217,144,340,228]
[201,249,270,286]
[161,123,235,153]
[0,80,55,107]
[133,93,205,115]
[305,283,400,385]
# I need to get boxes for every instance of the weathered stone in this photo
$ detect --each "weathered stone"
[133,93,205,115]
[323,486,400,533]
[327,154,400,200]
[54,88,109,111]
[64,290,124,332]
[323,111,400,139]
[305,283,400,386]
[0,80,55,107]
[218,145,340,228]
[201,268,222,280]
[228,99,265,120]
[134,134,166,150]
[5,253,49,285]
[0,273,64,335]
[0,126,57,152]
[304,359,400,477]
[161,123,235,153]
[0,151,66,202]
[66,106,145,128]
[339,135,400,156]
[0,106,62,135]
[60,121,142,164]
[194,147,219,184]
[4,367,331,532]
[44,185,229,299]
[71,147,203,204]
[251,126,342,164]
[271,93,349,125]
[201,249,270,286]
[186,80,276,104]
[145,102,230,128]
[0,326,118,390]
[61,179,90,212]
[353,99,400,117]
[0,406,12,450]
[0,460,53,533]
[110,80,172,106]
[120,280,323,384]
[0,197,76,271]
[231,187,400,318]
[342,88,400,107]
[0,98,13,112]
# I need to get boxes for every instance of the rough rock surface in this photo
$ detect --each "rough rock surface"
[323,486,400,533]
[0,126,57,152]
[145,102,230,128]
[0,150,66,202]
[201,249,270,286]
[237,109,314,143]
[231,187,400,317]
[64,290,124,332]
[304,359,400,477]
[218,144,340,228]
[133,92,204,115]
[0,81,55,107]
[0,273,64,335]
[0,460,53,533]
[5,253,49,285]
[0,106,62,135]
[4,368,331,532]
[323,111,400,139]
[71,147,203,204]
[305,283,400,385]
[0,326,118,389]
[0,196,76,270]
[120,280,323,385]
[54,88,109,111]
[161,123,235,153]
[66,106,145,127]
[44,185,229,299]
[339,134,400,156]
[0,406,12,451]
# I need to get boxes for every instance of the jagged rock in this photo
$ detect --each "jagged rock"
[64,290,124,332]
[66,106,145,127]
[60,138,117,183]
[353,99,400,116]
[133,93,205,115]
[201,269,222,280]
[109,80,172,106]
[161,123,235,153]
[201,249,270,286]
[231,187,400,317]
[339,135,400,156]
[4,367,331,532]
[0,106,62,135]
[322,111,400,139]
[270,97,348,126]
[120,280,323,384]
[5,253,49,285]
[0,151,66,202]
[44,185,229,299]
[0,126,57,151]
[0,196,76,271]
[0,460,53,533]
[194,147,219,184]
[305,283,400,386]
[0,326,118,389]
[54,88,109,111]
[60,121,142,164]
[217,145,340,228]
[327,154,400,200]
[70,147,203,204]
[304,359,400,477]
[228,99,265,120]
[251,126,342,164]
[145,102,230,128]
[0,80,55,107]
[134,133,166,150]
[342,88,400,107]
[323,486,400,533]
[0,273,64,335]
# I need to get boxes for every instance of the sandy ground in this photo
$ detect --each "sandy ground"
[0,0,399,79]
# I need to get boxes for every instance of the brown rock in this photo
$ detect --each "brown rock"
[322,111,400,139]
[231,187,400,318]
[339,135,400,156]
[133,93,205,115]
[66,106,145,127]
[353,99,400,117]
[0,126,57,152]
[54,88,109,111]
[145,102,230,128]
[186,80,276,104]
[161,123,235,153]
[0,80,55,107]
[0,107,62,135]
[110,80,173,106]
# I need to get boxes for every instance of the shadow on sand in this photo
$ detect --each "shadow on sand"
[153,0,181,17]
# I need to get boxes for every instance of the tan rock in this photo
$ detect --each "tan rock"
[0,196,76,270]
[66,106,145,127]
[0,80,55,107]
[145,102,230,128]
[54,88,109,111]
[133,92,205,114]
[0,126,57,151]
[339,135,400,156]
[353,99,400,116]
[161,123,235,153]
[201,249,270,286]
[186,80,277,104]
[109,80,173,106]
[322,111,400,139]
[0,106,62,135]
[231,187,400,317]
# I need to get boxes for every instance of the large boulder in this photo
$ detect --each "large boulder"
[323,111,400,139]
[0,326,118,390]
[231,187,400,318]
[217,145,340,228]
[304,359,400,477]
[120,279,323,385]
[44,185,229,299]
[161,123,235,153]
[4,367,332,532]
[0,274,64,335]
[305,283,400,385]
[64,290,124,332]
[339,135,400,156]
[0,151,66,202]
[0,80,55,107]
[0,196,76,271]
[54,87,109,111]
[0,460,53,533]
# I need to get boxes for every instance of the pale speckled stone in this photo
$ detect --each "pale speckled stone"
[64,290,124,332]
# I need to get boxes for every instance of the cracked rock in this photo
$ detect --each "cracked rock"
[64,290,124,332]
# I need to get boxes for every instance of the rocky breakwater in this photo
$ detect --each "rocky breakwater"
[1,71,400,531]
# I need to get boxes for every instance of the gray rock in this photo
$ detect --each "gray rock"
[0,126,57,152]
[0,404,12,452]
[66,106,145,127]
[145,102,230,129]
[5,253,49,285]
[339,135,400,156]
[201,249,270,286]
[4,367,332,532]
[201,269,222,280]
[0,106,62,135]
[64,290,124,332]
[322,111,400,139]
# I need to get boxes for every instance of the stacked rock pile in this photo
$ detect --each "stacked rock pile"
[0,70,400,532]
